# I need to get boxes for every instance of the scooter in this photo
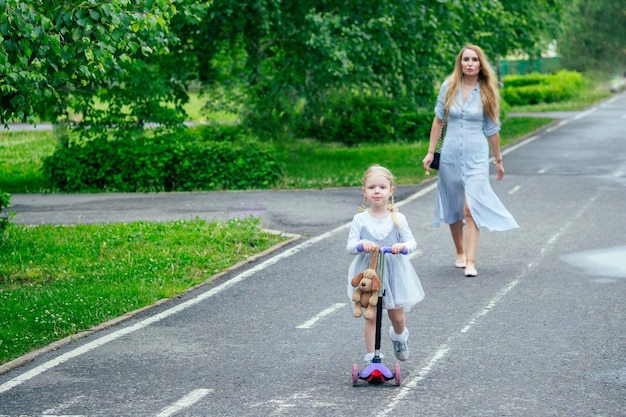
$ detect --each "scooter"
[352,244,407,386]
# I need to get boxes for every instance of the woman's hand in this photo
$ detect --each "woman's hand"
[495,160,504,181]
[422,152,434,172]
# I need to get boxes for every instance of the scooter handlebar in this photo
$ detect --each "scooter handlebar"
[356,244,408,255]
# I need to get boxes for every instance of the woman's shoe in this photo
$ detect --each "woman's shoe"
[455,255,466,268]
[464,260,477,277]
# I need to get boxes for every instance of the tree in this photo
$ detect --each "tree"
[558,0,626,75]
[184,0,565,138]
[0,0,208,135]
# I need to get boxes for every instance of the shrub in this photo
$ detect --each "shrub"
[297,92,433,145]
[0,192,14,233]
[502,70,585,106]
[42,127,284,192]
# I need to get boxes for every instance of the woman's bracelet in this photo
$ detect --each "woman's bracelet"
[493,158,502,165]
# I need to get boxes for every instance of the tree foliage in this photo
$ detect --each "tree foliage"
[186,0,565,138]
[557,0,626,75]
[0,0,208,137]
[1,0,568,139]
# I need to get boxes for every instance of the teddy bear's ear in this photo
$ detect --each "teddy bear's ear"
[371,274,381,291]
[351,272,364,287]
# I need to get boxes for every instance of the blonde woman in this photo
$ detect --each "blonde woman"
[422,45,519,277]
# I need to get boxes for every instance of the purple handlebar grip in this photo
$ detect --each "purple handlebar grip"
[356,244,408,254]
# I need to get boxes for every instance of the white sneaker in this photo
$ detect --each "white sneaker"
[363,352,384,363]
[392,340,409,361]
[388,326,410,361]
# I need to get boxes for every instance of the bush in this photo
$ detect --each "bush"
[297,92,433,145]
[42,127,284,192]
[0,192,14,233]
[502,70,585,106]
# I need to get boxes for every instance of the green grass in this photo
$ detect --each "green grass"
[0,131,56,193]
[0,217,289,364]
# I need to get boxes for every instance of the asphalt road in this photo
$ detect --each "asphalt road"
[1,93,625,416]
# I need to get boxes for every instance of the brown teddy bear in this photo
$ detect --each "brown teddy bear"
[351,246,381,320]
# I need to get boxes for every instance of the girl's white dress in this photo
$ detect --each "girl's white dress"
[346,211,425,311]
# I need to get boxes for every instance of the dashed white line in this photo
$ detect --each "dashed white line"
[508,185,521,195]
[42,396,85,416]
[296,303,347,329]
[153,389,212,417]
[379,191,600,417]
[460,279,520,334]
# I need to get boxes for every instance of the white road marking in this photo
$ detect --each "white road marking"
[573,107,598,120]
[0,228,347,395]
[460,280,520,334]
[546,120,568,132]
[508,185,521,195]
[379,193,599,417]
[42,396,85,416]
[296,303,347,329]
[153,389,212,417]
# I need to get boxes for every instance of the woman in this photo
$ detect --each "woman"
[422,45,519,277]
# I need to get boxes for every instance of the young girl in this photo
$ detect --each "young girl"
[346,164,425,363]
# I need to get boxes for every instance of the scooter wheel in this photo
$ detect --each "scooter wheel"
[394,362,401,386]
[352,363,359,385]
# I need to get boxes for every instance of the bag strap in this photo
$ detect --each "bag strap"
[435,110,447,152]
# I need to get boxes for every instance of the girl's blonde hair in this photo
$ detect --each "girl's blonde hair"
[444,44,500,124]
[358,164,402,231]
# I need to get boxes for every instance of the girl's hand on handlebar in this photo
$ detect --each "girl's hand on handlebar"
[391,243,406,255]
[360,240,376,253]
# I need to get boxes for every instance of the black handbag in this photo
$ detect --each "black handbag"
[431,151,441,170]
[431,112,447,171]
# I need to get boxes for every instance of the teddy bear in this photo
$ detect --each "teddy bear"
[350,246,381,320]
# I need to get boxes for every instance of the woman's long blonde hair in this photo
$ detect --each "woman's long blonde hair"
[444,45,500,124]
[358,164,402,231]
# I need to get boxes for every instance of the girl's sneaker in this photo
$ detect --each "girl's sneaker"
[392,340,409,361]
[388,326,410,361]
[363,352,384,363]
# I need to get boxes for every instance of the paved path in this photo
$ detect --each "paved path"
[1,93,625,417]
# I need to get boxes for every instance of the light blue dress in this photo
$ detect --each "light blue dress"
[346,211,425,311]
[433,80,519,231]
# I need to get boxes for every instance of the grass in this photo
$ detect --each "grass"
[0,80,613,366]
[0,130,56,193]
[275,116,553,188]
[0,217,289,364]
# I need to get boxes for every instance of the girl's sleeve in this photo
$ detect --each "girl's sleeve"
[346,215,362,254]
[434,80,448,120]
[398,214,417,253]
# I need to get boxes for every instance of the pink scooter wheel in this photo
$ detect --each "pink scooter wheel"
[394,362,401,386]
[352,363,359,385]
